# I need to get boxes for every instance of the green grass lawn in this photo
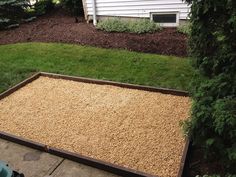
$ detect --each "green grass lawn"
[0,42,193,93]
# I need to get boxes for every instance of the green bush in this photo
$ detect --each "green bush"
[177,22,191,35]
[97,18,161,34]
[34,0,55,16]
[0,0,31,29]
[97,18,127,32]
[0,18,11,29]
[128,19,161,34]
[183,0,236,174]
[60,0,83,16]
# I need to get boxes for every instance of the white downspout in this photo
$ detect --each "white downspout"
[92,0,97,26]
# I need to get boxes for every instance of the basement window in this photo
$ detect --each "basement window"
[151,12,180,27]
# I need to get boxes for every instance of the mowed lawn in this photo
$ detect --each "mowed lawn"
[0,43,193,93]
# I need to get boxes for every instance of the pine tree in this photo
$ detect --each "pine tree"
[0,0,30,29]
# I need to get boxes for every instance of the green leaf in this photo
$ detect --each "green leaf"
[206,138,215,146]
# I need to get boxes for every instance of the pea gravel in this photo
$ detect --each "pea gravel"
[0,77,190,177]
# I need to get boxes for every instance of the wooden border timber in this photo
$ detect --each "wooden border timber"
[0,73,40,100]
[177,139,190,177]
[40,72,189,97]
[0,72,190,177]
[0,132,153,177]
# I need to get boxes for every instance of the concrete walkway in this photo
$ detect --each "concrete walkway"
[0,138,120,177]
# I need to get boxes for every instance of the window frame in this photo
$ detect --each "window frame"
[150,11,180,27]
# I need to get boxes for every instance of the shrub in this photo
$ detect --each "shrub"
[34,0,55,16]
[97,18,127,32]
[60,0,83,18]
[97,18,161,34]
[183,0,236,174]
[0,18,11,29]
[177,22,191,35]
[0,0,31,29]
[128,19,161,34]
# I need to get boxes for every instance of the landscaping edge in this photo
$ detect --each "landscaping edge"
[0,72,190,177]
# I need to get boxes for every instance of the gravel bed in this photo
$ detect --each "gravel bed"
[0,77,190,177]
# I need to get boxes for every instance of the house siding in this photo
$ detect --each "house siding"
[85,0,190,20]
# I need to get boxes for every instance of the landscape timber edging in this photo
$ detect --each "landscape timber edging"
[40,72,189,97]
[177,139,190,177]
[0,72,190,177]
[0,72,41,100]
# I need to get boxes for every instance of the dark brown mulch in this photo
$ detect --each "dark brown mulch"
[0,8,188,57]
[184,145,226,177]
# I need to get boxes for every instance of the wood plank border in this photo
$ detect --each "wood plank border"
[0,131,48,152]
[177,139,190,177]
[0,72,190,177]
[0,73,40,100]
[40,72,189,97]
[49,147,154,177]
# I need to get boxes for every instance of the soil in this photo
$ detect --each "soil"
[0,8,188,57]
[0,76,191,177]
[185,145,225,177]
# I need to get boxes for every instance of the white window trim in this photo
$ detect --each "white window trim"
[150,11,180,27]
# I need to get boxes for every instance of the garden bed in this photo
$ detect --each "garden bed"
[0,8,188,57]
[0,73,191,177]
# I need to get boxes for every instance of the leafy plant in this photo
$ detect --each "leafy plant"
[128,19,161,34]
[183,0,236,174]
[34,0,55,16]
[177,22,191,35]
[60,0,83,22]
[97,18,127,32]
[97,18,161,34]
[0,18,11,29]
[0,0,31,29]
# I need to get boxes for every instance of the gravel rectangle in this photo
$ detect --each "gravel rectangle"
[0,77,190,177]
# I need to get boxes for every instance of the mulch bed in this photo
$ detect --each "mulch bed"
[0,8,188,57]
[186,146,225,177]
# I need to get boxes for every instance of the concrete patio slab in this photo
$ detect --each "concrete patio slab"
[50,159,120,177]
[0,138,121,177]
[0,138,63,177]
